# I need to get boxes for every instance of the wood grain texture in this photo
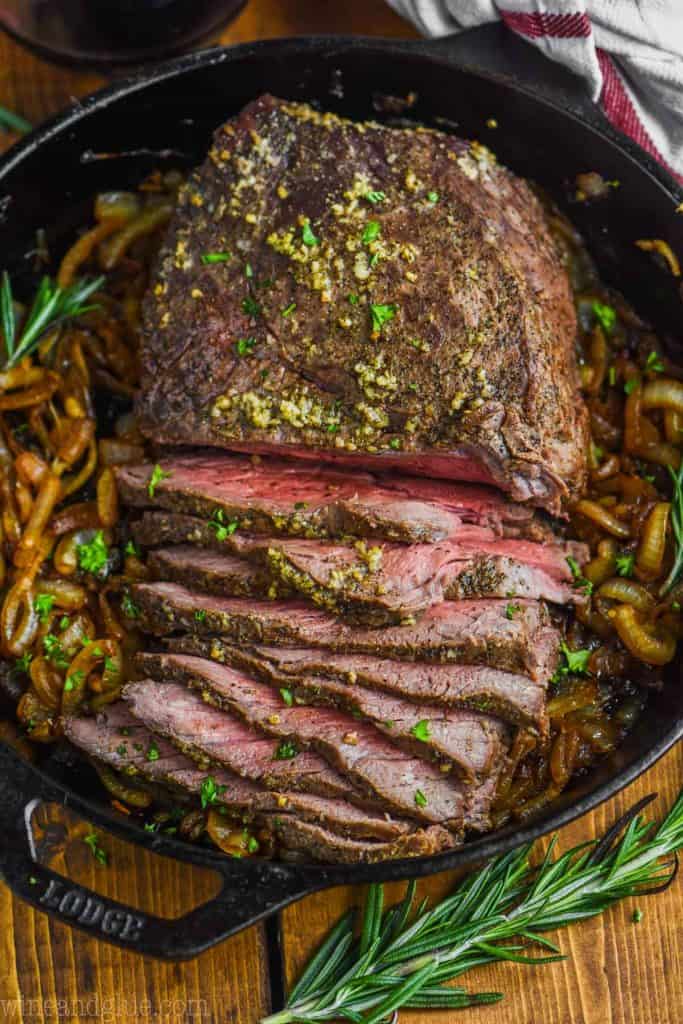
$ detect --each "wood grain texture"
[0,2,681,1022]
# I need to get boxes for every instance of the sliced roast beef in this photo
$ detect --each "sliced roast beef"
[136,95,588,512]
[117,453,556,545]
[148,533,583,626]
[110,679,358,800]
[199,644,548,732]
[64,706,455,859]
[136,650,509,781]
[132,581,558,679]
[124,656,499,830]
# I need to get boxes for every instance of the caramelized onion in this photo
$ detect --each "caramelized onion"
[636,502,670,578]
[598,577,655,611]
[610,604,676,665]
[575,499,630,538]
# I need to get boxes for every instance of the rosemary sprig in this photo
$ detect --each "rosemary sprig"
[263,789,683,1023]
[0,105,32,135]
[661,460,683,595]
[0,272,104,370]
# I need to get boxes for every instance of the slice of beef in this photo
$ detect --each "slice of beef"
[136,95,588,512]
[114,678,358,800]
[148,533,583,626]
[132,581,558,679]
[274,818,456,863]
[210,644,549,732]
[136,650,510,781]
[117,452,555,545]
[64,706,453,855]
[124,655,498,830]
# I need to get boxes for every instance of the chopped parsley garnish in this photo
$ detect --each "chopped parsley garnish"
[34,593,55,622]
[414,789,428,808]
[632,908,643,923]
[362,221,381,245]
[247,836,260,854]
[505,603,521,620]
[104,657,117,673]
[624,378,638,396]
[235,336,256,357]
[348,293,359,305]
[201,251,231,265]
[273,739,298,760]
[426,191,439,203]
[63,670,84,693]
[194,610,207,623]
[144,822,159,833]
[553,642,592,681]
[566,555,593,595]
[116,744,128,756]
[301,220,319,247]
[15,652,33,673]
[369,253,381,269]
[148,463,171,499]
[281,302,297,317]
[121,592,140,619]
[370,303,397,333]
[672,600,681,612]
[364,191,385,204]
[77,530,109,575]
[645,350,664,373]
[146,742,160,762]
[280,688,294,706]
[389,438,402,450]
[410,720,431,743]
[616,552,635,577]
[245,262,253,279]
[59,615,70,630]
[208,508,238,542]
[43,634,69,669]
[293,501,308,511]
[608,366,617,386]
[84,831,108,866]
[242,295,262,317]
[200,775,227,809]
[326,422,340,433]
[592,301,617,333]
[124,539,141,558]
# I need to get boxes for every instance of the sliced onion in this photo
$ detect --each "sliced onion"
[598,577,655,611]
[636,502,670,578]
[641,378,683,414]
[575,499,630,538]
[611,604,676,665]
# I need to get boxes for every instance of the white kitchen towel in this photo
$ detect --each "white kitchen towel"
[387,0,683,182]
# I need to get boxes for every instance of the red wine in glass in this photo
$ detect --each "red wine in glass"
[0,0,247,68]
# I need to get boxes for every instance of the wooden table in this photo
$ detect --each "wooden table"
[0,3,681,1021]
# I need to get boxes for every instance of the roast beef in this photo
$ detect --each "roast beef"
[147,534,583,626]
[136,95,588,512]
[124,656,499,829]
[189,644,548,732]
[132,581,559,678]
[136,650,509,781]
[64,706,453,861]
[117,453,556,545]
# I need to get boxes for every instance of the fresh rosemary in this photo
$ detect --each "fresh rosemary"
[262,789,683,1023]
[1,272,104,371]
[661,460,683,595]
[0,106,32,135]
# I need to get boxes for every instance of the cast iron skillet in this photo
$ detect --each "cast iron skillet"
[0,25,682,961]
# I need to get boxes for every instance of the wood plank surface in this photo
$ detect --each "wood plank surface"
[0,2,681,1023]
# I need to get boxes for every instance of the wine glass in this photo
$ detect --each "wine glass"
[0,0,247,69]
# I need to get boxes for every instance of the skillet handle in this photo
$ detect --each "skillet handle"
[416,22,607,128]
[0,743,318,959]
